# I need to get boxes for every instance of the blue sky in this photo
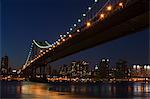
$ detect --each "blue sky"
[1,0,149,68]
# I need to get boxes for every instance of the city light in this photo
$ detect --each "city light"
[86,21,91,27]
[106,5,112,11]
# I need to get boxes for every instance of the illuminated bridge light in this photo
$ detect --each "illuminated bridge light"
[49,48,52,50]
[78,19,81,23]
[94,0,98,3]
[77,29,80,33]
[88,7,92,10]
[63,35,66,37]
[46,50,48,52]
[147,65,150,69]
[40,50,43,53]
[100,13,105,19]
[57,42,60,45]
[62,39,65,42]
[74,24,77,27]
[67,32,69,34]
[70,28,73,31]
[83,13,86,17]
[86,21,91,27]
[69,34,72,38]
[119,2,123,7]
[60,35,63,38]
[106,5,112,11]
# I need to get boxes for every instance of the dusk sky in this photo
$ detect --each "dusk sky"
[1,0,149,68]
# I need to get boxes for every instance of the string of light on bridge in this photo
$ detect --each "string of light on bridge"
[23,0,126,70]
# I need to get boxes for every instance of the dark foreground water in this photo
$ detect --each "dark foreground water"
[0,81,150,99]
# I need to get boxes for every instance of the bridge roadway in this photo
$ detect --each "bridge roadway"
[23,0,149,72]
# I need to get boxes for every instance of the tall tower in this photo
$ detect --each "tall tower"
[1,56,9,75]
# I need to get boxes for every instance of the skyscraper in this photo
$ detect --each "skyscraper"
[1,56,9,75]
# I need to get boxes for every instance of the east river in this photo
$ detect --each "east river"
[0,81,150,99]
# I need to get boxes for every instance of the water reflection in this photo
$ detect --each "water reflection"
[1,81,150,99]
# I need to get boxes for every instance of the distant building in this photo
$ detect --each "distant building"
[65,60,89,78]
[1,56,9,75]
[131,64,150,78]
[114,59,129,79]
[95,58,110,80]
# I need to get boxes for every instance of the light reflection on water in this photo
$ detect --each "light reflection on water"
[0,81,150,99]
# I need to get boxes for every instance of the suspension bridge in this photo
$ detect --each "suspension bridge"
[20,0,149,81]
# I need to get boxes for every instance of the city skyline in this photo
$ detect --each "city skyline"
[1,0,149,68]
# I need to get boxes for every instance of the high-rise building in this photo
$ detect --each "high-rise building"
[1,56,9,75]
[115,59,129,79]
[98,58,110,79]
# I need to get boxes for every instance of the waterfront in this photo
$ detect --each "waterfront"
[0,81,150,99]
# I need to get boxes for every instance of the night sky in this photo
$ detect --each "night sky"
[1,0,149,68]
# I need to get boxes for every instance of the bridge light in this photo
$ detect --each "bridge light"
[77,29,80,33]
[70,28,73,31]
[83,13,86,17]
[69,34,72,38]
[49,48,52,50]
[62,39,65,42]
[106,5,112,11]
[57,42,60,45]
[94,0,98,3]
[67,32,69,34]
[60,35,63,38]
[78,19,81,23]
[86,21,91,27]
[58,39,61,42]
[88,7,92,10]
[74,24,77,27]
[63,35,66,38]
[100,13,105,19]
[40,50,43,53]
[119,2,123,7]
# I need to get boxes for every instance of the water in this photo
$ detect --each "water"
[0,81,150,99]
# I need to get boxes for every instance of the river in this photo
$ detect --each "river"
[0,81,150,99]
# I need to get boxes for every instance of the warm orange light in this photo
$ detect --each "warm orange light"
[119,2,123,7]
[107,5,112,11]
[40,50,43,53]
[62,39,65,42]
[100,13,105,19]
[86,21,91,27]
[57,42,60,45]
